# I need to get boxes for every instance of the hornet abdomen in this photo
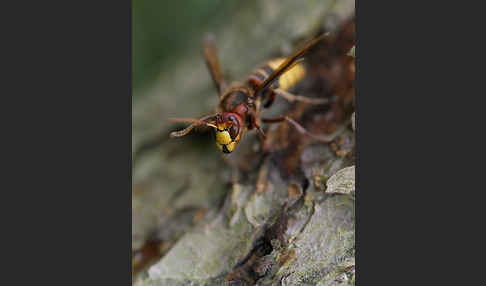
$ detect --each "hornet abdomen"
[249,57,306,92]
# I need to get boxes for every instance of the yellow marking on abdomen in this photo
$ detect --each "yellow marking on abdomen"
[267,58,306,91]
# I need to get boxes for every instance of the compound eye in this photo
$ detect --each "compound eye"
[229,125,239,140]
[226,115,240,140]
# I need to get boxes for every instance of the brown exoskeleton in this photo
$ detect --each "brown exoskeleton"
[169,33,332,154]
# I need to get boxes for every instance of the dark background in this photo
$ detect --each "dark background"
[2,0,483,285]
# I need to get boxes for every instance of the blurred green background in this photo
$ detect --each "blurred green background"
[132,0,241,98]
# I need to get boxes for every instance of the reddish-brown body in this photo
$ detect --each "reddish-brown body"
[169,33,330,154]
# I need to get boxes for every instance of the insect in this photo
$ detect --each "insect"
[169,33,332,154]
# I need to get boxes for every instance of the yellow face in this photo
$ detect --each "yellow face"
[214,121,241,153]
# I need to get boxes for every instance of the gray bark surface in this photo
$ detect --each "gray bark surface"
[133,1,355,285]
